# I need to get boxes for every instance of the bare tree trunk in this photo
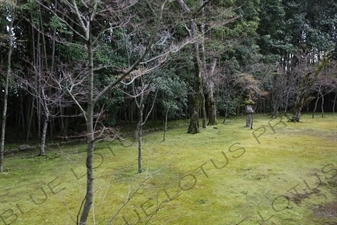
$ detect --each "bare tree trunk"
[137,105,143,173]
[284,91,290,114]
[37,31,42,138]
[201,91,207,128]
[320,92,324,117]
[207,59,217,125]
[312,93,319,118]
[37,101,42,137]
[26,12,37,141]
[223,109,229,124]
[39,116,48,156]
[39,4,54,140]
[208,90,217,125]
[188,65,202,133]
[200,6,207,129]
[333,92,337,114]
[79,34,95,225]
[188,74,201,133]
[26,95,35,141]
[80,138,94,225]
[20,97,26,135]
[188,109,199,134]
[0,9,15,172]
[63,110,69,139]
[130,102,134,124]
[163,107,169,141]
[134,82,157,173]
[176,0,203,134]
[39,87,50,156]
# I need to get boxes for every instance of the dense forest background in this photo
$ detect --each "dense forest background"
[1,0,336,141]
[1,1,337,222]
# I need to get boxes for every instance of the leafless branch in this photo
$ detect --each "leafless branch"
[107,175,151,224]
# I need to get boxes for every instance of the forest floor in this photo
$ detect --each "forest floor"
[0,113,336,225]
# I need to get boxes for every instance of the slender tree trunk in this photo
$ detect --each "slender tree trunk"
[26,95,35,142]
[79,35,95,225]
[39,88,50,156]
[137,104,143,173]
[207,59,217,125]
[36,98,42,138]
[312,93,319,118]
[320,92,324,117]
[0,9,15,172]
[20,97,26,134]
[200,6,207,128]
[27,13,37,140]
[37,31,42,138]
[39,116,48,156]
[63,110,69,139]
[223,109,228,124]
[39,7,55,141]
[177,0,202,134]
[208,92,217,125]
[201,91,207,128]
[284,91,290,114]
[333,92,337,114]
[59,107,64,135]
[188,68,202,133]
[163,107,169,142]
[135,86,157,172]
[188,55,202,133]
[130,102,134,124]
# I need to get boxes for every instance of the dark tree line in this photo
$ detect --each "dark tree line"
[0,0,336,152]
[0,0,336,138]
[0,1,337,223]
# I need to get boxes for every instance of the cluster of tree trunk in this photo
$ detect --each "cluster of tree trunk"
[1,0,336,224]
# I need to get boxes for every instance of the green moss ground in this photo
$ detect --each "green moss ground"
[0,114,336,225]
